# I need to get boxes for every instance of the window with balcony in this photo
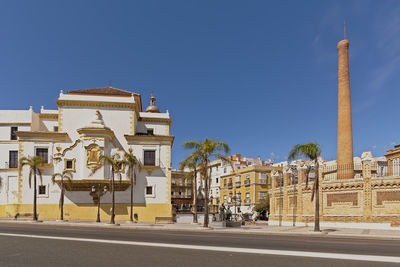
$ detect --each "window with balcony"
[245,192,251,204]
[9,151,18,168]
[228,178,233,187]
[258,191,268,202]
[35,148,48,164]
[223,179,227,187]
[10,127,18,140]
[236,193,241,203]
[143,150,156,166]
[235,175,241,186]
[244,174,251,185]
[259,173,267,184]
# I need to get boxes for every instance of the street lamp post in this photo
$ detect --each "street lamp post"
[91,184,108,223]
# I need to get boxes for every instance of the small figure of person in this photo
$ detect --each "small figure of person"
[226,207,232,221]
[252,211,257,224]
[219,203,226,221]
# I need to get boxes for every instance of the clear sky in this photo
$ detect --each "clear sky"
[1,0,399,168]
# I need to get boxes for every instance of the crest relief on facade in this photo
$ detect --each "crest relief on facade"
[85,143,103,173]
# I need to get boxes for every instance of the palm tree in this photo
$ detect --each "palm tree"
[51,170,73,221]
[100,153,123,224]
[122,148,140,222]
[288,142,322,232]
[19,156,44,221]
[182,139,230,227]
[180,152,201,223]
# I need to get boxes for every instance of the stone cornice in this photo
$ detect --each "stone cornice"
[124,134,174,145]
[321,182,364,191]
[56,99,140,116]
[139,117,172,125]
[0,122,31,126]
[39,113,58,119]
[77,127,115,139]
[16,131,69,140]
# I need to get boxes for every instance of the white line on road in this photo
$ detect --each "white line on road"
[0,232,399,263]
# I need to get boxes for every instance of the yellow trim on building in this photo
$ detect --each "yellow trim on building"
[0,203,172,223]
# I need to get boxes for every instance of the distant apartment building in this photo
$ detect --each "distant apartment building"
[171,170,193,212]
[220,165,282,214]
[195,154,272,212]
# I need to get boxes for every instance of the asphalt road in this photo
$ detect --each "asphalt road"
[0,222,399,267]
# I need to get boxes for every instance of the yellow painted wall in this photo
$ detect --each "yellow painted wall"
[0,203,172,223]
[219,166,276,204]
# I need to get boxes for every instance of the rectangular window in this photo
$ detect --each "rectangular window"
[53,126,59,132]
[38,185,46,195]
[66,160,73,169]
[36,148,48,163]
[216,178,219,184]
[235,175,241,185]
[258,191,268,201]
[145,185,155,197]
[10,127,18,140]
[9,151,18,168]
[259,173,267,184]
[245,174,251,185]
[223,179,227,187]
[236,193,241,203]
[143,150,156,166]
[147,129,154,135]
[245,192,251,203]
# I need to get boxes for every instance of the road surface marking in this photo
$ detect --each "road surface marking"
[0,232,399,263]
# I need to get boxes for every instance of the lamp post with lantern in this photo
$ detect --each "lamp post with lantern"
[91,184,108,223]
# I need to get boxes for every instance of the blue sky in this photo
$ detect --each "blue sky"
[1,0,399,168]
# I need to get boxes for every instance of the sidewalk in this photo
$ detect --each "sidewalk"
[1,218,400,240]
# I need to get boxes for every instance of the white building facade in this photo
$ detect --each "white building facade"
[0,87,174,222]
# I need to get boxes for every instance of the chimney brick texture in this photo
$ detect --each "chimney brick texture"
[337,39,354,180]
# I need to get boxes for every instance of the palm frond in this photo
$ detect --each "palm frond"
[182,140,201,150]
[288,142,321,161]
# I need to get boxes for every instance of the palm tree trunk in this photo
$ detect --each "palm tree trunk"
[314,160,320,232]
[193,168,198,223]
[130,169,134,222]
[33,169,38,221]
[60,179,64,221]
[203,162,209,228]
[110,169,115,224]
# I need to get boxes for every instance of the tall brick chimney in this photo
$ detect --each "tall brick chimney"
[337,38,354,179]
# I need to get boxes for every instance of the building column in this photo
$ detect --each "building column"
[361,151,373,221]
[270,170,280,220]
[283,166,291,222]
[297,164,307,223]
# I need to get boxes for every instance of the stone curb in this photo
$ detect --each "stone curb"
[1,219,400,240]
